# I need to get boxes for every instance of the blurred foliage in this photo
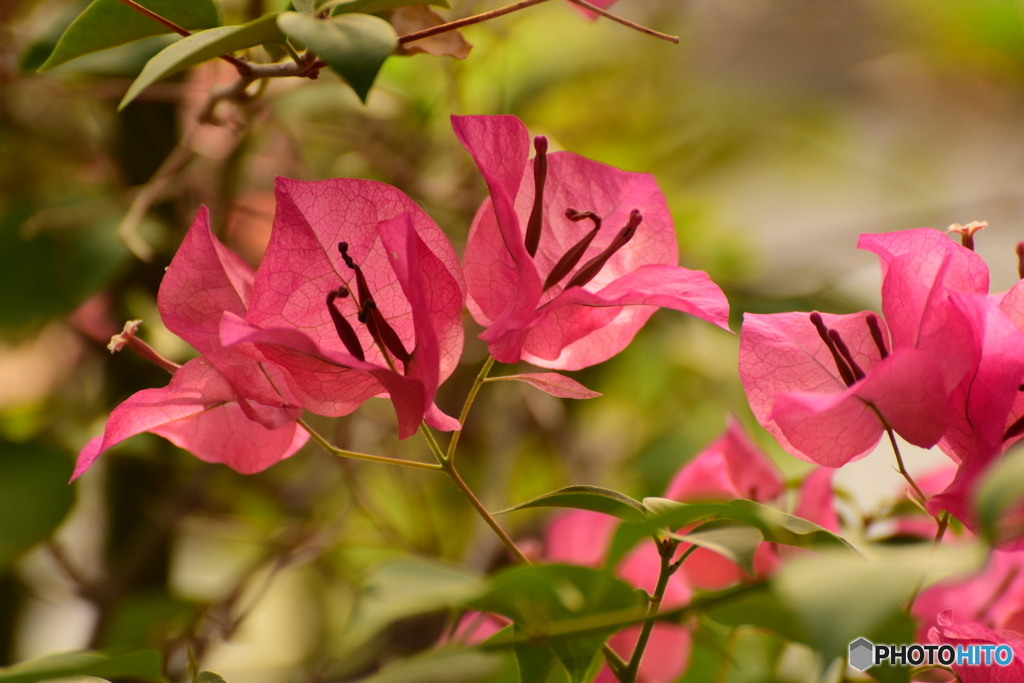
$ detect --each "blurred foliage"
[1,0,1022,681]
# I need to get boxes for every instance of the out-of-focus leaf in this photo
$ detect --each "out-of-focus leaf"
[670,520,763,576]
[0,439,75,568]
[392,6,472,59]
[471,565,644,683]
[119,15,286,110]
[496,485,646,522]
[976,444,1024,544]
[486,626,558,683]
[323,0,450,14]
[104,593,197,650]
[0,650,164,683]
[604,501,726,569]
[354,649,507,683]
[40,0,221,72]
[0,205,129,333]
[294,0,318,13]
[277,12,396,102]
[193,673,227,683]
[345,560,484,650]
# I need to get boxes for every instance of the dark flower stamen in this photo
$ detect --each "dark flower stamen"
[866,314,889,359]
[809,312,855,387]
[543,209,602,291]
[525,136,548,258]
[828,329,865,381]
[1017,241,1024,280]
[1005,415,1024,441]
[327,287,365,361]
[337,242,411,365]
[563,209,642,290]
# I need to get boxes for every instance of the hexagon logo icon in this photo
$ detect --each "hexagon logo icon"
[849,638,874,671]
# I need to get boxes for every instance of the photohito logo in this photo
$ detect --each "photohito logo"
[848,638,1014,671]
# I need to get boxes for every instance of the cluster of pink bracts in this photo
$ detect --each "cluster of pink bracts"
[77,114,1024,681]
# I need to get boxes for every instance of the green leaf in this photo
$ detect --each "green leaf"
[353,649,507,683]
[496,485,648,522]
[976,444,1024,543]
[345,560,485,651]
[323,0,450,14]
[0,650,165,683]
[40,0,221,72]
[193,673,227,683]
[670,520,763,576]
[605,498,855,570]
[277,12,396,102]
[471,565,644,683]
[0,439,75,569]
[119,15,286,110]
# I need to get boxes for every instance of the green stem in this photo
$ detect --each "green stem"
[448,356,495,465]
[298,418,443,471]
[905,511,950,613]
[884,425,928,506]
[621,539,677,683]
[440,457,530,565]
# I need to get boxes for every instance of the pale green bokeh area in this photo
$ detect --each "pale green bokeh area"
[1,0,1023,680]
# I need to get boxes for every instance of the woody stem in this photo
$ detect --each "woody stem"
[398,0,550,44]
[620,539,680,683]
[298,418,443,471]
[884,426,928,506]
[566,0,680,43]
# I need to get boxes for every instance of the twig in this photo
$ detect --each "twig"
[447,355,495,465]
[115,0,251,74]
[441,457,531,564]
[566,0,680,43]
[300,418,444,471]
[398,0,550,44]
[620,539,679,683]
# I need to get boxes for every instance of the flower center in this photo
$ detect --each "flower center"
[809,312,889,388]
[326,242,410,371]
[526,135,644,293]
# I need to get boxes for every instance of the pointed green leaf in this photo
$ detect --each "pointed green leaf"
[119,15,286,110]
[41,0,221,72]
[322,0,450,14]
[719,500,857,554]
[496,485,647,522]
[277,12,396,102]
[0,650,164,683]
[670,520,763,576]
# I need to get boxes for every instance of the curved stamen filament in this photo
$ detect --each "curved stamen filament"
[525,136,548,258]
[866,314,889,359]
[827,329,865,381]
[809,312,855,387]
[327,287,365,361]
[337,242,411,367]
[543,209,602,291]
[563,209,642,290]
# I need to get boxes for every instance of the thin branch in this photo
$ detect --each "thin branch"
[566,0,680,43]
[885,426,928,506]
[398,0,550,44]
[447,355,495,465]
[115,0,251,74]
[442,458,531,564]
[621,540,678,683]
[300,418,444,471]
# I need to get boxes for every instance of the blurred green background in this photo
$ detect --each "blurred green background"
[1,0,1022,680]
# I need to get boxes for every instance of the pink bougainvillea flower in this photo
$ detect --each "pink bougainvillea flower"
[545,510,693,683]
[453,115,729,370]
[928,611,1024,683]
[221,177,465,438]
[740,242,977,467]
[75,210,308,479]
[916,552,1024,638]
[923,295,1024,541]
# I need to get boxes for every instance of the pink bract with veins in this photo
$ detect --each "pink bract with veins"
[740,234,978,467]
[453,114,729,370]
[221,178,464,438]
[74,210,308,479]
